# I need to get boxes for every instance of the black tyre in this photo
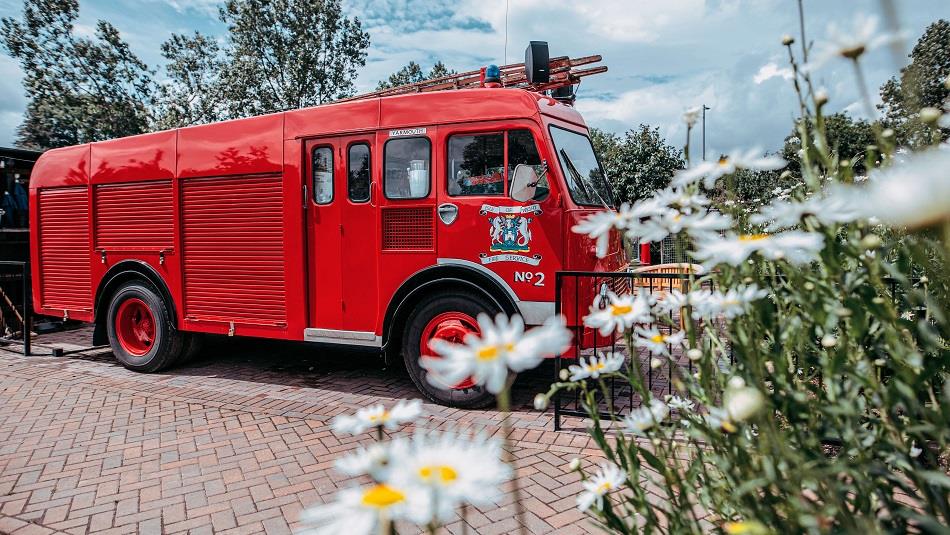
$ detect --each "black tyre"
[402,291,499,409]
[106,280,183,373]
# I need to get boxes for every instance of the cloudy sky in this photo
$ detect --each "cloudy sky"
[1,0,948,154]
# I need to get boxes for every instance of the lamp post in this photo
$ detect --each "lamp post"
[701,105,711,161]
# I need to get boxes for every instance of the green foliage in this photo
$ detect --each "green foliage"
[217,0,370,116]
[1,0,156,149]
[879,19,950,148]
[377,60,455,90]
[590,125,684,205]
[155,32,225,129]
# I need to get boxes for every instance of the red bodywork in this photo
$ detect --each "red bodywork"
[29,88,625,348]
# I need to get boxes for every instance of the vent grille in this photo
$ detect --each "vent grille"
[38,187,91,311]
[94,181,173,250]
[382,207,434,251]
[181,175,287,325]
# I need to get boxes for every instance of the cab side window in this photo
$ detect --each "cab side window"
[312,146,333,204]
[447,133,504,196]
[348,143,371,202]
[384,137,430,199]
[508,130,548,201]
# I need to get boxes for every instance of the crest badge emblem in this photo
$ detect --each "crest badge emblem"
[479,204,543,266]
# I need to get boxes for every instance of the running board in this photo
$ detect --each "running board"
[303,328,382,347]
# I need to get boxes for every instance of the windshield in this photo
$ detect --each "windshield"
[549,125,613,207]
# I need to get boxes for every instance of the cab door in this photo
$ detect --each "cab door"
[338,134,378,332]
[305,137,343,330]
[436,123,562,305]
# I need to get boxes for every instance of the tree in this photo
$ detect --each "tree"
[879,19,950,148]
[590,125,684,205]
[1,0,156,149]
[377,61,455,90]
[782,112,876,176]
[155,32,225,129]
[217,0,370,117]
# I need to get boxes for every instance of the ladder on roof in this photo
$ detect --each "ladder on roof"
[337,55,607,103]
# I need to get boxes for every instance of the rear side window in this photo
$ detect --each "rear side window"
[384,137,430,199]
[348,143,371,202]
[312,146,333,204]
[447,133,504,196]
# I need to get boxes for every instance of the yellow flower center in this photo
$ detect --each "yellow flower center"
[367,411,389,423]
[419,465,459,484]
[589,361,606,371]
[361,484,406,508]
[718,157,729,167]
[477,345,500,361]
[597,481,613,494]
[610,304,633,316]
[504,342,515,352]
[738,233,769,242]
[721,420,738,433]
[650,334,665,344]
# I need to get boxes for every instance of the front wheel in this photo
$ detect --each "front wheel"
[106,281,184,373]
[402,292,499,409]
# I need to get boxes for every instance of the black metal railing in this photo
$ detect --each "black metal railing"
[0,260,31,355]
[553,270,721,430]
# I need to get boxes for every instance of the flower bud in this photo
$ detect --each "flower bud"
[919,107,942,124]
[945,75,950,90]
[779,170,793,180]
[860,233,882,249]
[920,276,929,284]
[882,128,895,139]
[728,376,746,389]
[568,458,581,471]
[835,307,852,317]
[803,282,815,291]
[725,387,765,422]
[781,34,795,46]
[821,334,837,348]
[872,297,885,305]
[687,348,703,361]
[559,368,570,381]
[650,357,664,369]
[814,90,829,107]
[533,393,549,411]
[764,361,775,374]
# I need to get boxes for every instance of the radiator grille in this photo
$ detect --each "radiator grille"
[38,187,91,311]
[181,175,287,325]
[94,181,173,250]
[381,207,434,251]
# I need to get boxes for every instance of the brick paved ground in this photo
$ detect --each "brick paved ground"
[0,325,677,535]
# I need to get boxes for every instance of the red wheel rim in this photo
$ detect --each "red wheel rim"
[421,311,479,390]
[115,298,156,357]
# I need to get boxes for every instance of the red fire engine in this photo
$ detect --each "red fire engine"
[29,43,626,407]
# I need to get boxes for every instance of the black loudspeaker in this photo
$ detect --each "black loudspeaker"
[551,85,575,104]
[525,41,549,84]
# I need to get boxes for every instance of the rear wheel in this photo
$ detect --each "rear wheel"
[402,291,498,409]
[106,281,183,372]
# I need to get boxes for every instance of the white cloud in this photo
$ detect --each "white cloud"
[753,62,793,84]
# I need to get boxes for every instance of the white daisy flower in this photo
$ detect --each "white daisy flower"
[806,14,903,71]
[691,231,824,268]
[711,285,769,319]
[387,431,510,525]
[571,203,643,258]
[567,352,625,381]
[583,289,653,336]
[725,386,765,422]
[654,288,716,319]
[622,398,670,436]
[651,186,711,213]
[830,149,950,229]
[630,208,731,244]
[683,106,702,128]
[300,483,407,535]
[634,327,686,356]
[666,395,695,413]
[335,441,395,482]
[705,407,738,434]
[577,462,626,512]
[750,193,862,230]
[423,314,570,394]
[332,399,423,436]
[672,148,786,189]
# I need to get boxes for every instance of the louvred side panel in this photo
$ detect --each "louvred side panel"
[38,187,91,311]
[94,181,174,250]
[381,207,434,251]
[181,175,287,325]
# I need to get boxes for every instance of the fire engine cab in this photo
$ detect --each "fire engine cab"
[29,43,626,407]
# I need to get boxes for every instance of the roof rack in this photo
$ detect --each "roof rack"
[337,54,607,104]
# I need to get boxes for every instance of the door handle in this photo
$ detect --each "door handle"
[437,203,458,225]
